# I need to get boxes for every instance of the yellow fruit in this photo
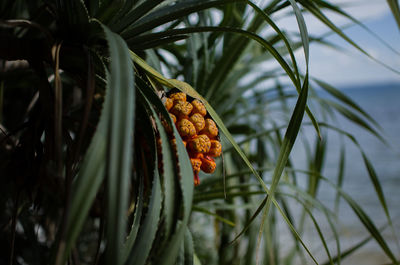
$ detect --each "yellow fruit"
[191,99,207,116]
[206,140,222,157]
[190,158,202,174]
[164,98,173,111]
[163,91,221,186]
[188,134,211,153]
[177,119,196,138]
[200,118,218,138]
[189,113,205,133]
[169,92,186,102]
[200,156,216,173]
[170,101,193,118]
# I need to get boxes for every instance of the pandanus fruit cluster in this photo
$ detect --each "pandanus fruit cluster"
[163,92,222,186]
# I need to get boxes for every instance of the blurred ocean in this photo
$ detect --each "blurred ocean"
[318,83,400,219]
[289,82,400,264]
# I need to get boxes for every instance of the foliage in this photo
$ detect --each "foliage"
[0,0,399,265]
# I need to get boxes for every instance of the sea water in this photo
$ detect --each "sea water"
[288,82,400,264]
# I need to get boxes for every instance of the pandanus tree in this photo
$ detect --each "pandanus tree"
[1,0,399,264]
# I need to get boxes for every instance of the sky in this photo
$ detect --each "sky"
[271,0,400,87]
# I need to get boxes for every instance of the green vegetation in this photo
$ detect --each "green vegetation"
[0,1,399,264]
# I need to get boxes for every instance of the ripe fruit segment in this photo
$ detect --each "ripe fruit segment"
[165,98,173,111]
[188,134,211,154]
[200,156,216,173]
[169,92,186,102]
[170,101,193,118]
[164,92,221,186]
[207,140,222,157]
[177,119,197,138]
[191,99,207,116]
[190,158,202,174]
[189,113,205,132]
[200,119,218,138]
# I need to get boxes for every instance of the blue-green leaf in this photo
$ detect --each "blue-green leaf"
[102,24,135,265]
[126,166,162,265]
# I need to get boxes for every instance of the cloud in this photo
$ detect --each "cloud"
[307,45,400,86]
[265,1,399,87]
[273,0,390,35]
[334,0,389,20]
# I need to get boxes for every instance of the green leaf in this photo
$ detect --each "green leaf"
[315,122,395,257]
[135,75,194,265]
[122,176,145,261]
[155,120,194,265]
[131,53,316,264]
[281,192,334,265]
[184,228,194,265]
[255,76,313,264]
[57,108,107,264]
[129,35,189,50]
[55,0,89,26]
[149,94,178,240]
[108,0,137,28]
[282,181,341,263]
[230,196,268,243]
[268,194,319,265]
[287,0,309,66]
[322,177,399,265]
[96,0,125,24]
[334,145,346,214]
[127,22,320,137]
[55,22,135,265]
[122,0,245,39]
[263,75,309,215]
[387,0,400,31]
[176,237,185,265]
[129,27,298,89]
[102,24,135,265]
[312,0,400,56]
[317,98,386,144]
[243,2,319,141]
[320,225,388,265]
[245,0,301,83]
[194,254,202,265]
[313,78,381,129]
[203,0,285,98]
[112,0,166,33]
[360,152,392,226]
[192,206,235,227]
[125,164,162,265]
